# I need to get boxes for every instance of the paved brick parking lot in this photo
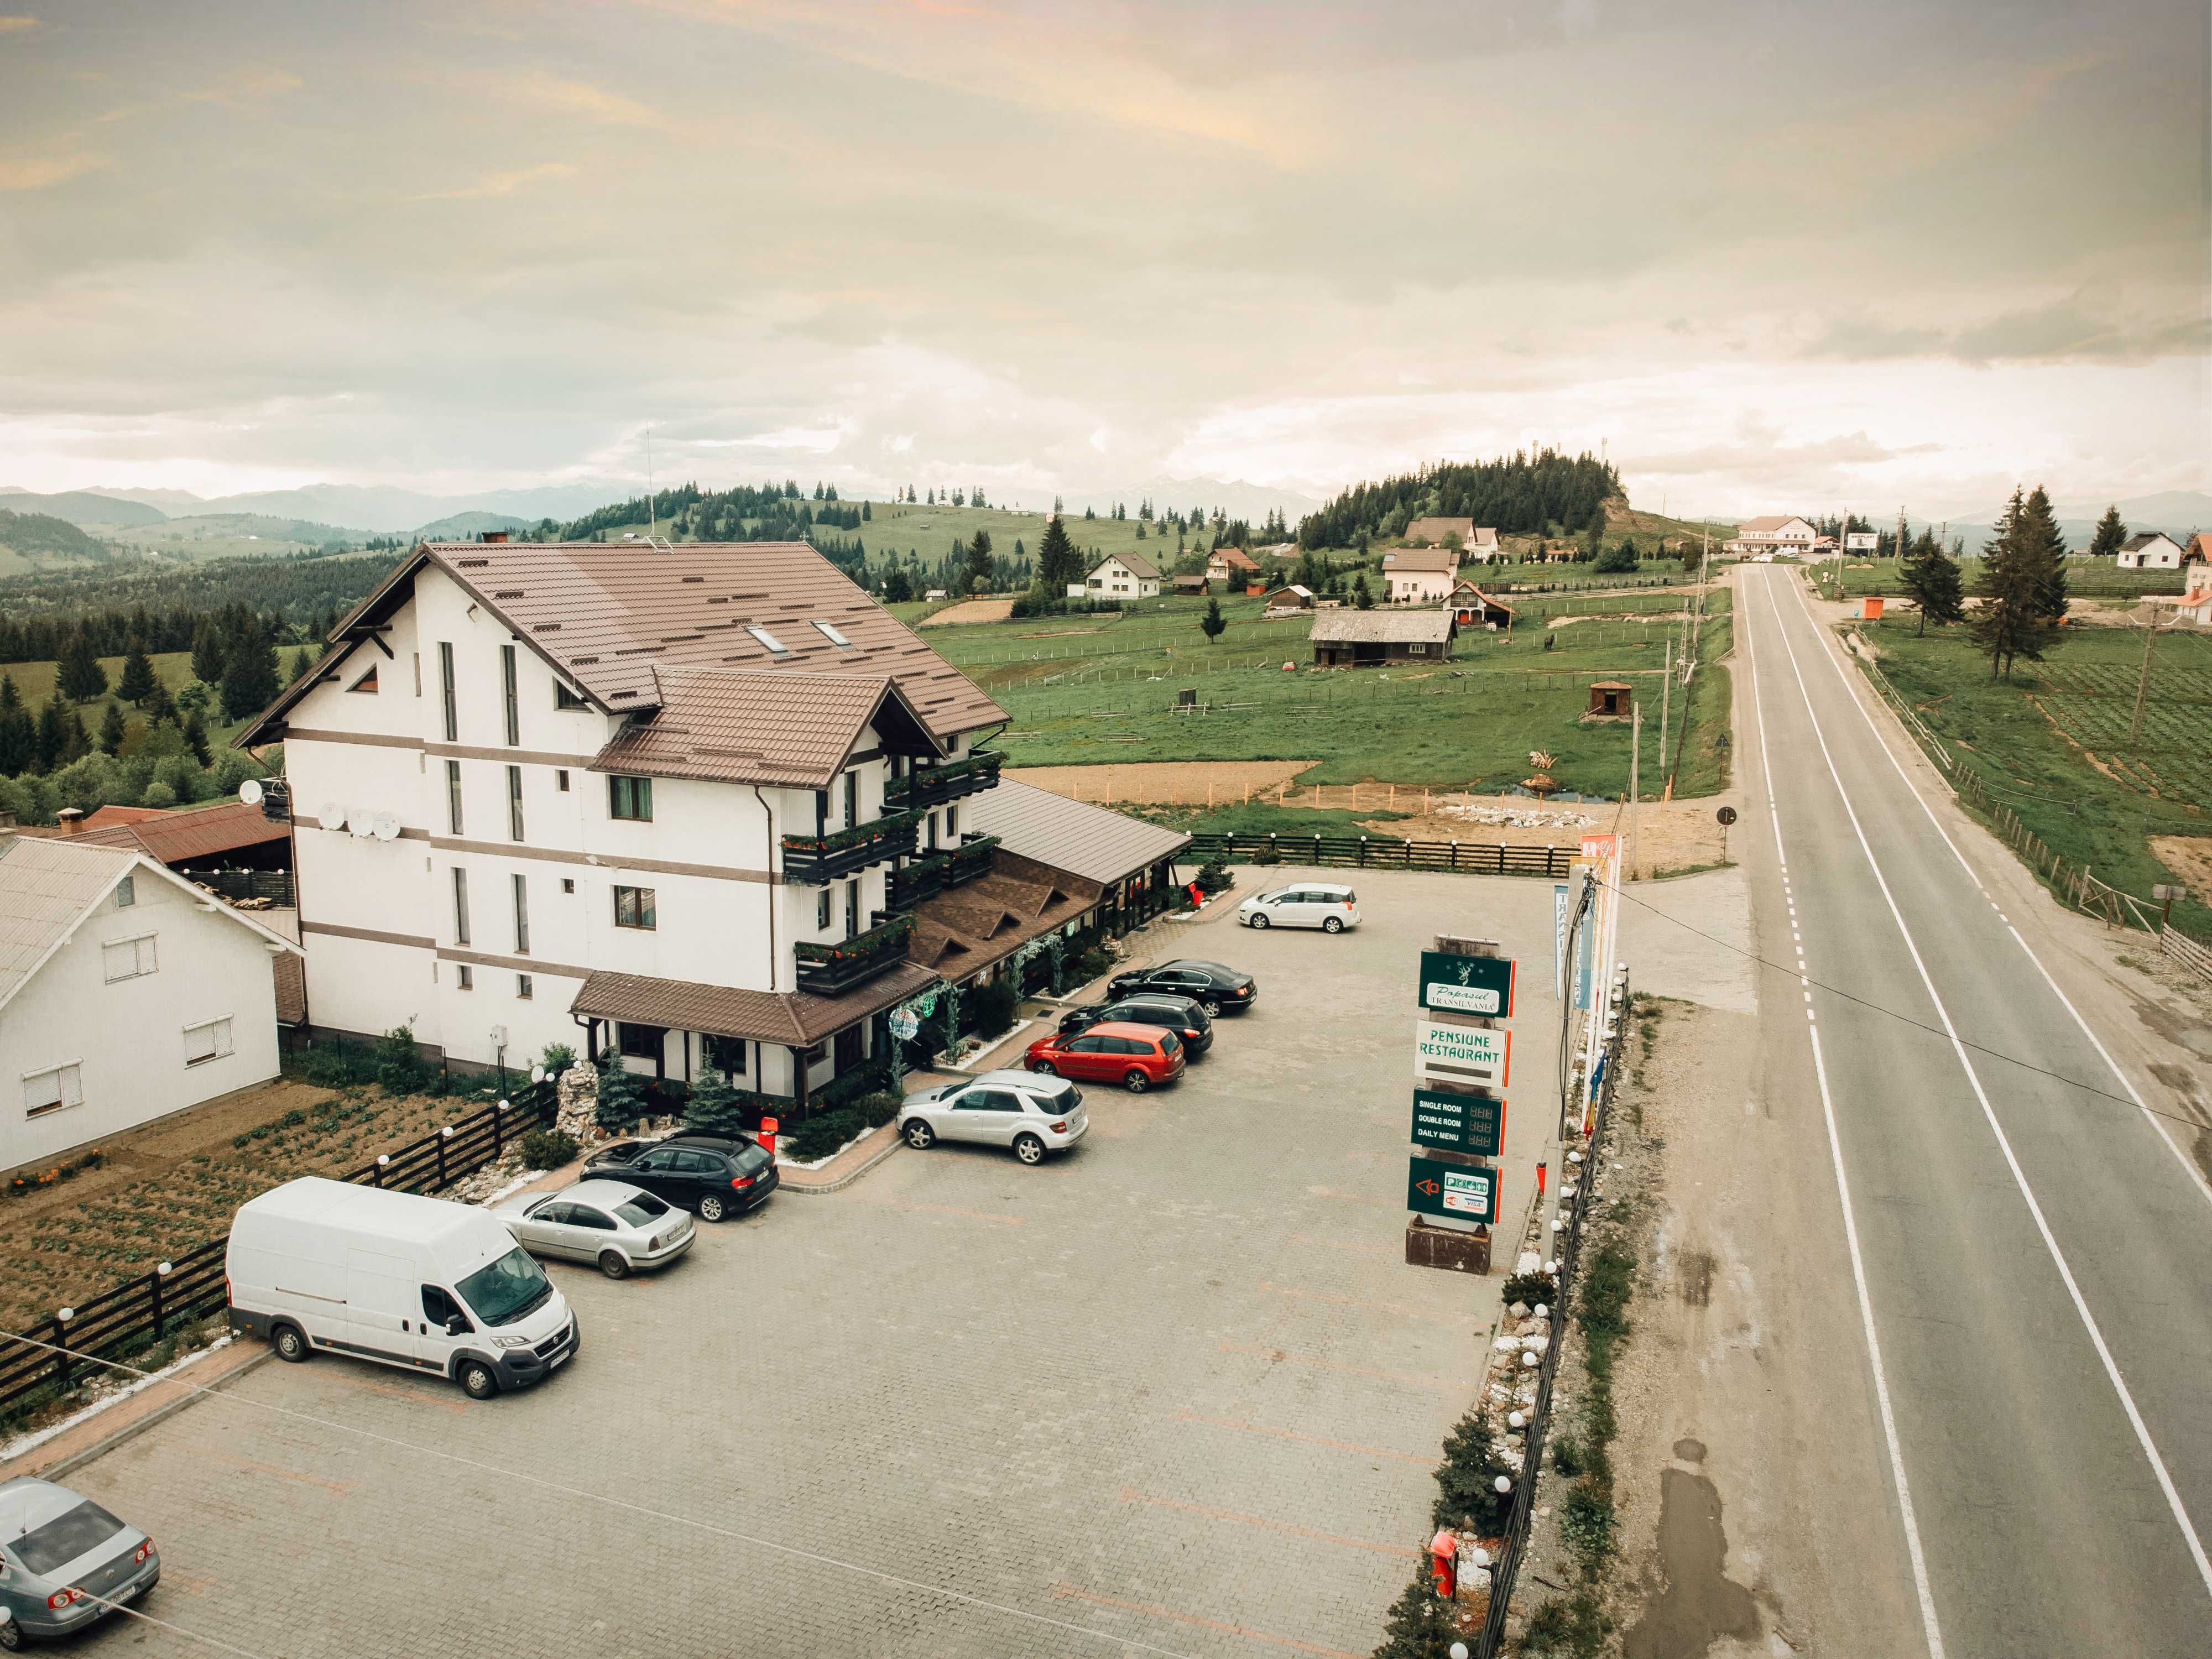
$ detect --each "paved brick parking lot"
[63,867,1567,1659]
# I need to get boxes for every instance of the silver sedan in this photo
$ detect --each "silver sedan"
[490,1180,695,1279]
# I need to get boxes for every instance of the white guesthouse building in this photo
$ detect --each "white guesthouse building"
[1725,516,1818,556]
[1,836,300,1170]
[1081,551,1162,599]
[237,538,1010,1113]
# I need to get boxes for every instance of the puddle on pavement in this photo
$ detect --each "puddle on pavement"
[1625,1456,1761,1659]
[1677,1249,1717,1308]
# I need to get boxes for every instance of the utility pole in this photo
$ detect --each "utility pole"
[1658,637,1672,797]
[647,426,656,540]
[1629,701,1641,881]
[2130,605,2166,747]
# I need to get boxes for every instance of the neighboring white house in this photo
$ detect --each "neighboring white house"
[1086,550,1162,599]
[2117,532,2184,570]
[1204,547,1261,586]
[1,836,300,1172]
[1725,516,1818,556]
[1380,546,1460,603]
[233,537,1010,1109]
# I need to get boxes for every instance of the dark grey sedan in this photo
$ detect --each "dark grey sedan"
[0,1477,159,1649]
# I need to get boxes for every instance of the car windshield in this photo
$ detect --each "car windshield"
[13,1499,127,1575]
[613,1193,670,1225]
[455,1245,554,1327]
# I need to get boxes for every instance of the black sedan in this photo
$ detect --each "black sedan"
[1058,994,1214,1056]
[581,1133,778,1223]
[1105,959,1256,1014]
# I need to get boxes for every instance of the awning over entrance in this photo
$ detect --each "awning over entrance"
[569,960,939,1047]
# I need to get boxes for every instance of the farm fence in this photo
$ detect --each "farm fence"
[1851,637,2212,979]
[1183,831,1574,879]
[1472,988,1628,1656]
[0,1079,559,1420]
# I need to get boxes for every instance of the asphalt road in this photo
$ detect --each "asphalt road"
[1733,565,2212,1658]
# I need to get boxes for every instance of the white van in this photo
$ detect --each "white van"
[227,1177,579,1399]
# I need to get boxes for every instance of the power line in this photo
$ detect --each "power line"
[1603,876,2209,1138]
[0,1333,1216,1659]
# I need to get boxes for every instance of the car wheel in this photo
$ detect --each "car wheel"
[598,1251,630,1280]
[904,1118,936,1149]
[1202,999,1221,1017]
[272,1323,310,1363]
[1323,916,1344,934]
[1012,1133,1046,1165]
[1030,1059,1060,1076]
[0,1611,21,1651]
[457,1359,498,1400]
[1250,914,1269,930]
[698,1192,729,1224]
[1123,1068,1151,1093]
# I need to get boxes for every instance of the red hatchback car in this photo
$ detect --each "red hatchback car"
[1025,1021,1186,1092]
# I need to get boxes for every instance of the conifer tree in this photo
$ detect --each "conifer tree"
[97,701,127,755]
[0,675,32,776]
[594,1053,646,1134]
[1200,597,1225,641]
[33,692,67,773]
[2016,486,2069,619]
[182,709,212,767]
[1352,573,1374,609]
[1036,514,1080,592]
[220,620,280,723]
[56,629,108,703]
[2086,504,2126,560]
[1900,538,1965,634]
[1971,489,2056,678]
[684,1068,750,1138]
[117,640,158,706]
[190,619,227,687]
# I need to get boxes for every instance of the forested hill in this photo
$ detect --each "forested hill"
[0,508,110,561]
[1296,450,1621,549]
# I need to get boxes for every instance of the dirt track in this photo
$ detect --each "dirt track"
[920,597,1016,627]
[1006,760,1318,805]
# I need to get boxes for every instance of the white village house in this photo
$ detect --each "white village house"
[1400,518,1501,562]
[1725,516,1818,556]
[1379,546,1461,603]
[1082,550,1162,600]
[235,537,1018,1114]
[1,836,300,1171]
[2116,532,2185,570]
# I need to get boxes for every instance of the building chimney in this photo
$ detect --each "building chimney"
[56,807,85,834]
[0,808,17,833]
[479,530,510,544]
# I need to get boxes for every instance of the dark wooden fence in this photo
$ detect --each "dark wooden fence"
[0,1081,559,1420]
[178,868,295,906]
[1183,832,1573,879]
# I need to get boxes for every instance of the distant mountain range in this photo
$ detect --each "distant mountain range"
[0,482,626,538]
[1911,489,2210,551]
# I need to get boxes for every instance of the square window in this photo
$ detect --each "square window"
[609,775,653,822]
[614,885,656,930]
[561,878,576,895]
[102,934,157,982]
[618,1022,664,1060]
[23,1062,82,1118]
[182,1017,233,1067]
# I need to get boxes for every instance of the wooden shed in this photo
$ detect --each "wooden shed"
[1588,680,1632,717]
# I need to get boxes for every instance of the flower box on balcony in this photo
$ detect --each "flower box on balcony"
[884,749,1005,812]
[794,912,915,995]
[781,809,925,885]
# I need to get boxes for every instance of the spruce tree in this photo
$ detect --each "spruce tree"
[1036,514,1079,592]
[0,675,31,776]
[1200,596,1226,641]
[2017,486,2069,620]
[33,692,67,773]
[1900,540,1965,634]
[684,1068,750,1138]
[1371,1568,1455,1659]
[594,1053,646,1135]
[1432,1408,1514,1531]
[220,621,280,723]
[59,707,90,765]
[142,677,178,726]
[965,529,994,592]
[1353,573,1374,609]
[190,619,227,687]
[117,640,158,705]
[2086,504,2126,560]
[1971,489,2055,679]
[56,630,108,703]
[97,701,127,755]
[182,709,212,766]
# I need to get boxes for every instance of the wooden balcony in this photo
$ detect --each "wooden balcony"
[883,749,1005,813]
[793,913,916,997]
[887,833,1000,911]
[781,809,924,886]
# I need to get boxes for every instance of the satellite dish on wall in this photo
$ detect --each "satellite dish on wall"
[372,811,400,842]
[320,802,347,832]
[238,779,264,807]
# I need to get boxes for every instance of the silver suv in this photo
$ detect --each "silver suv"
[898,1070,1089,1165]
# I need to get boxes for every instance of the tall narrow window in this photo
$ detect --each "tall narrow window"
[816,886,831,930]
[842,769,858,829]
[512,872,530,954]
[846,879,862,940]
[452,867,471,946]
[439,642,457,741]
[501,644,519,746]
[507,765,525,842]
[413,652,422,697]
[446,760,464,836]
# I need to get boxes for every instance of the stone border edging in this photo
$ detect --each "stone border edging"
[776,1123,902,1194]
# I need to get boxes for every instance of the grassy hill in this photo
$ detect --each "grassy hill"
[0,509,115,576]
[0,490,168,529]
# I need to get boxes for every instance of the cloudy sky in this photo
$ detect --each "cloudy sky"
[2,0,2205,518]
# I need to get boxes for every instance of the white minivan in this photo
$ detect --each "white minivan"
[227,1177,579,1399]
[1235,882,1361,932]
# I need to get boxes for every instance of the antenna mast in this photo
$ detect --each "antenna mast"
[647,427,655,539]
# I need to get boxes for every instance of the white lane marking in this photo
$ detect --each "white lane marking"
[1743,572,1947,1658]
[1760,571,2212,1602]
[1783,570,2212,1215]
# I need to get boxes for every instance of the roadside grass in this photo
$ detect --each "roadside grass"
[1856,616,2212,935]
[1815,556,2186,602]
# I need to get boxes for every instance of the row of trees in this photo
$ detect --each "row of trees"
[1891,486,2069,677]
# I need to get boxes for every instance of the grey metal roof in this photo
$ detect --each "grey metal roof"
[964,779,1191,887]
[0,837,139,1011]
[1308,609,1457,643]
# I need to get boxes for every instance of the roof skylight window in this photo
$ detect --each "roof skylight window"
[745,625,790,655]
[812,620,853,648]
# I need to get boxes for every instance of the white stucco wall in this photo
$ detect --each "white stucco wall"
[3,869,286,1173]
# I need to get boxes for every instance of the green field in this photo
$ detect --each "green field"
[927,589,1733,799]
[0,650,256,749]
[1814,556,2188,603]
[1855,614,2212,932]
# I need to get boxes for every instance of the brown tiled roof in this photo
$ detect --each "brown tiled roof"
[1095,549,1161,581]
[568,959,938,1047]
[1381,547,1461,573]
[237,540,1006,748]
[80,804,166,830]
[73,800,290,865]
[1402,517,1475,548]
[589,669,928,789]
[908,849,1102,980]
[1211,548,1260,572]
